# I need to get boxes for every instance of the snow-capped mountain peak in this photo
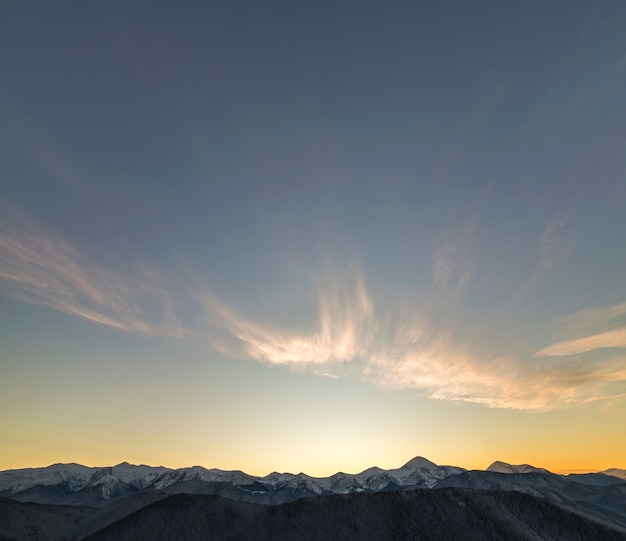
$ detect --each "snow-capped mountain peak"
[386,456,466,488]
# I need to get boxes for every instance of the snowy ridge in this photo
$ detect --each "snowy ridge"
[2,457,625,505]
[0,463,95,493]
[0,462,170,499]
[0,456,463,501]
[258,456,465,495]
[151,466,258,489]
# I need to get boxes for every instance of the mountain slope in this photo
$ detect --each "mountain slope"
[0,462,170,505]
[0,496,92,541]
[83,490,626,541]
[436,470,626,530]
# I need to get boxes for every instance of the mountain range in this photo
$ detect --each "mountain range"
[1,457,626,539]
[0,457,466,506]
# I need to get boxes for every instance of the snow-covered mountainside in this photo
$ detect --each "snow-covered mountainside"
[0,462,171,500]
[259,456,465,495]
[0,456,464,503]
[2,457,625,508]
[0,463,95,493]
[151,466,258,490]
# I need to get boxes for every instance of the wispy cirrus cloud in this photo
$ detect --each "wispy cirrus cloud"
[504,213,576,311]
[535,328,626,357]
[536,300,626,357]
[558,301,626,333]
[0,210,186,337]
[199,264,626,410]
[199,265,376,366]
[3,210,625,410]
[374,344,626,410]
[432,219,477,293]
[539,213,575,272]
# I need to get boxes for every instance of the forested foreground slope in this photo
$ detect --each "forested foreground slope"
[5,488,623,541]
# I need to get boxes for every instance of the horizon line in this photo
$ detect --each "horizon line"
[1,458,624,478]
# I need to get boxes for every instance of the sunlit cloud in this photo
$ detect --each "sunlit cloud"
[200,265,626,410]
[536,328,626,357]
[0,211,186,337]
[536,300,626,357]
[373,346,626,410]
[199,266,376,366]
[3,210,625,411]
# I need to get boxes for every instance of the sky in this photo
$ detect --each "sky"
[1,1,626,477]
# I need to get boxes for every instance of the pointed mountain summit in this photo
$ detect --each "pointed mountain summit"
[398,456,438,470]
[385,456,466,487]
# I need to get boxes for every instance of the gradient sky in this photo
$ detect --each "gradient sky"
[1,1,626,477]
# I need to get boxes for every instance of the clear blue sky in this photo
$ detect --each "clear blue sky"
[1,1,626,475]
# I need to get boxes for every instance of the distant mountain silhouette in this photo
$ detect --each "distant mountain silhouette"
[487,461,551,474]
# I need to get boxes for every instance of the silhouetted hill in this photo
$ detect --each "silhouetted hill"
[83,489,626,541]
[3,484,626,540]
[0,496,92,540]
[0,492,171,541]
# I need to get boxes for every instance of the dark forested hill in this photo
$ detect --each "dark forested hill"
[84,489,626,541]
[3,488,626,540]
